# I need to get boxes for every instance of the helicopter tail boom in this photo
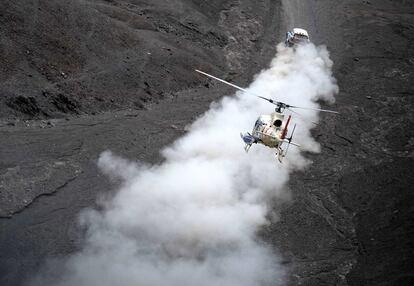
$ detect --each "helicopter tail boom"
[281,115,291,139]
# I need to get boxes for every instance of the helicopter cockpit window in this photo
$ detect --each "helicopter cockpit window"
[274,119,282,127]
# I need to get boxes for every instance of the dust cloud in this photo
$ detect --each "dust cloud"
[30,43,337,286]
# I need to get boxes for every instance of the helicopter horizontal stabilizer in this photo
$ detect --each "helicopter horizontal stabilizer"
[282,139,300,147]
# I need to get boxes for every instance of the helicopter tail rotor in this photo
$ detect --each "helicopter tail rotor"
[282,124,300,158]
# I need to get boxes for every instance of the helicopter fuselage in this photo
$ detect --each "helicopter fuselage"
[240,111,298,162]
[252,112,287,148]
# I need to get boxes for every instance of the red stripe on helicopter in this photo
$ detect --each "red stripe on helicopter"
[281,115,291,139]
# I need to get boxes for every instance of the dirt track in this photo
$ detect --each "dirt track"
[1,0,413,285]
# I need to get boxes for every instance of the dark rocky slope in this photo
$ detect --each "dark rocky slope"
[1,0,413,285]
[0,1,283,285]
[1,0,277,119]
[0,0,282,217]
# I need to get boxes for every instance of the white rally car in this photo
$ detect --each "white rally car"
[285,28,310,47]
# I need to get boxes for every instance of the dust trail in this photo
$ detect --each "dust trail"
[30,43,337,286]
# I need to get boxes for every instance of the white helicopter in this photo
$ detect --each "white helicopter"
[195,69,338,162]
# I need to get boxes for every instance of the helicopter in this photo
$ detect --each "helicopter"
[195,69,338,162]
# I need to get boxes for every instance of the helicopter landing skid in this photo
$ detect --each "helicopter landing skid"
[240,132,257,153]
[244,144,252,153]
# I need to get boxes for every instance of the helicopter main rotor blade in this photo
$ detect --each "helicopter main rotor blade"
[195,70,339,114]
[289,105,339,114]
[195,69,247,93]
[286,108,301,116]
[257,96,277,105]
[197,70,272,103]
[287,108,319,125]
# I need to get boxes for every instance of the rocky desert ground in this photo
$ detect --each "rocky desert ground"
[1,0,413,285]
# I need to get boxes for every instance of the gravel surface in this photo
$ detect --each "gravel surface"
[1,0,413,285]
